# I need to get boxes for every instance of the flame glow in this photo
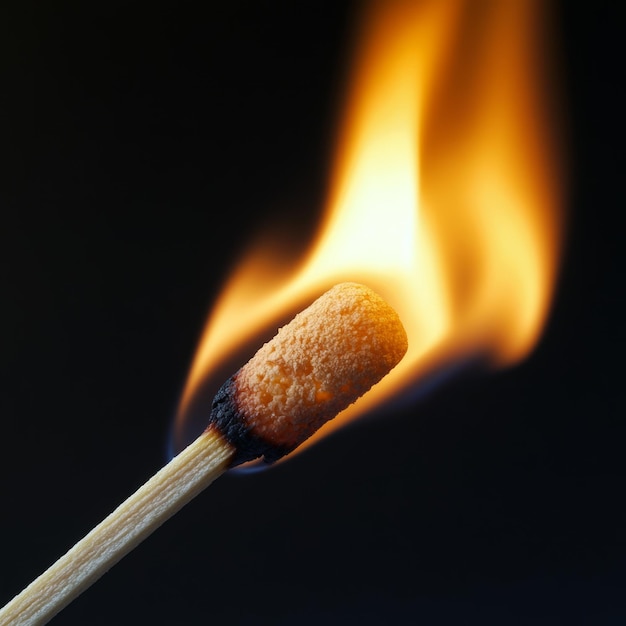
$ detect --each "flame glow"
[174,0,562,457]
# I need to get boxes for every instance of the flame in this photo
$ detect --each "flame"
[173,0,562,457]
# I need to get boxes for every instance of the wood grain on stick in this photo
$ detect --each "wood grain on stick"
[0,429,234,626]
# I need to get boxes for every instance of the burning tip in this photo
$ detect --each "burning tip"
[208,282,408,465]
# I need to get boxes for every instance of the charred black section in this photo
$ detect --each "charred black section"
[208,374,292,466]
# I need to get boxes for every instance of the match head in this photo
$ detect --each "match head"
[209,282,408,465]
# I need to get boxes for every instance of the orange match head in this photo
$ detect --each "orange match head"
[210,283,407,465]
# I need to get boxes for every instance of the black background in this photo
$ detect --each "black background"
[1,1,624,624]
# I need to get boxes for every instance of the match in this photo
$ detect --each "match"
[0,282,408,626]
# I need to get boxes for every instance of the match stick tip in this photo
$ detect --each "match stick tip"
[210,282,408,465]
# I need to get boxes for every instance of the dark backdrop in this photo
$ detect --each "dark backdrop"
[1,1,624,624]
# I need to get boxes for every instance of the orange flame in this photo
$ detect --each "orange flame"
[174,0,562,457]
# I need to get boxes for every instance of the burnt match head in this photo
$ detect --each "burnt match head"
[209,282,408,465]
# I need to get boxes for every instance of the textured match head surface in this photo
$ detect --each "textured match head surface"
[230,282,408,456]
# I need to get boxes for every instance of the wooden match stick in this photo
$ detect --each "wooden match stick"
[0,429,234,626]
[0,283,408,626]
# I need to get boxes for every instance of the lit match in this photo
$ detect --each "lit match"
[0,282,408,626]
